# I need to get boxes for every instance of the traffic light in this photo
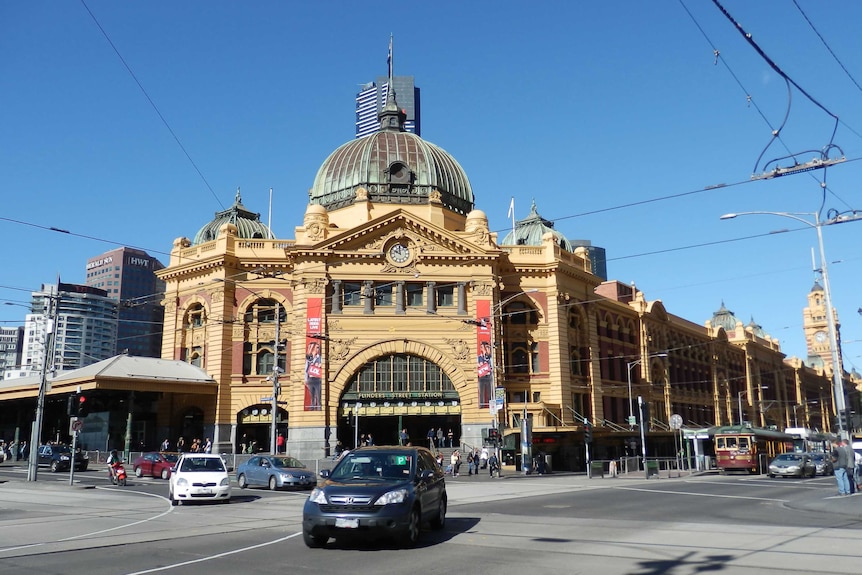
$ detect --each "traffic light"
[67,393,79,417]
[584,419,593,443]
[77,394,90,418]
[487,428,500,444]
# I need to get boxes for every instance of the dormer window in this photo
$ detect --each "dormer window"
[387,162,412,184]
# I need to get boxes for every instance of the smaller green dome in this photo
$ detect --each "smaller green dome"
[501,201,573,250]
[193,189,273,245]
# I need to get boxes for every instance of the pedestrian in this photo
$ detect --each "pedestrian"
[203,438,212,454]
[447,429,454,448]
[488,452,500,477]
[367,433,374,446]
[855,449,862,491]
[276,433,285,454]
[436,452,444,468]
[399,428,408,446]
[160,438,170,452]
[841,439,856,494]
[427,428,436,449]
[467,450,474,475]
[480,445,489,469]
[831,439,851,495]
[436,428,444,448]
[451,450,461,477]
[176,437,185,453]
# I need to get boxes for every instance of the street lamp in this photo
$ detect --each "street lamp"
[737,386,767,426]
[721,210,862,438]
[626,353,667,427]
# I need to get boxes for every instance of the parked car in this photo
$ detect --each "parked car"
[168,453,231,505]
[37,444,88,472]
[132,452,178,479]
[809,452,834,476]
[302,445,446,548]
[767,452,816,478]
[236,455,316,490]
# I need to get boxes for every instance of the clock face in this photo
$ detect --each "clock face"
[388,242,411,264]
[814,330,828,343]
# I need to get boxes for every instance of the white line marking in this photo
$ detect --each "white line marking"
[123,531,302,575]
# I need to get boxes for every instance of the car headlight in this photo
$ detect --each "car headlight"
[375,488,408,506]
[60,455,70,461]
[308,488,327,504]
[176,477,188,487]
[220,477,230,486]
[281,473,294,480]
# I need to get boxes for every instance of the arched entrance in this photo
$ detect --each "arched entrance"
[236,404,288,454]
[336,353,461,449]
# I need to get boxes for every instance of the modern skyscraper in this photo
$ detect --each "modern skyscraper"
[86,247,165,358]
[14,283,118,378]
[0,326,24,380]
[355,76,420,138]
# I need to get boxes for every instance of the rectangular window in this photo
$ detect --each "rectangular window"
[343,282,362,307]
[393,355,408,391]
[532,391,541,403]
[436,285,454,307]
[375,284,393,307]
[406,283,423,307]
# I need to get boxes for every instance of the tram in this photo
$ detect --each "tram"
[784,427,834,454]
[712,426,794,474]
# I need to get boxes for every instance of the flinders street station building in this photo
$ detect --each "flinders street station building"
[2,81,858,470]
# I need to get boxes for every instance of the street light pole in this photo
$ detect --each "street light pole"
[721,210,862,439]
[27,290,57,482]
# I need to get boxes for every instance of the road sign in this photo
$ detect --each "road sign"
[627,415,637,426]
[260,396,273,402]
[69,417,82,434]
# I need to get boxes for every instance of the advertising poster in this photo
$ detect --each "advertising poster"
[476,299,493,408]
[304,297,322,411]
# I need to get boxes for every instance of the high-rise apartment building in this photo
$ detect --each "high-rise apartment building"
[0,326,24,380]
[12,283,118,378]
[355,76,420,138]
[86,247,165,358]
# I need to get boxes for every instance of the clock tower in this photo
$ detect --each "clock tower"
[802,280,842,372]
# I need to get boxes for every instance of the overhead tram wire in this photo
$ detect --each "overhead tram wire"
[78,0,223,211]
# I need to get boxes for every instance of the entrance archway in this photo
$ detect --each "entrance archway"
[236,404,288,454]
[335,353,461,449]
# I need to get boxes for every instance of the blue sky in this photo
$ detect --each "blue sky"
[2,1,861,370]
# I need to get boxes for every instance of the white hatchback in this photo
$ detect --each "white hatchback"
[169,453,232,505]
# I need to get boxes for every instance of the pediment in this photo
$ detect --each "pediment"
[304,211,497,267]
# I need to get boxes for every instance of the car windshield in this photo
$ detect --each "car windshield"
[180,457,225,472]
[330,452,414,481]
[775,454,803,462]
[810,454,825,462]
[271,457,305,469]
[163,453,179,463]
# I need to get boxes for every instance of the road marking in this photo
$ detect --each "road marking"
[123,531,302,575]
[59,488,173,541]
[615,486,788,502]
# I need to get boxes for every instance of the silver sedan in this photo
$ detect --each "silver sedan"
[236,455,316,490]
[767,453,816,478]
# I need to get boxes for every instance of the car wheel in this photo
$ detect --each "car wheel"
[399,507,421,547]
[430,496,447,530]
[269,476,278,491]
[768,474,775,478]
[303,530,327,548]
[170,490,178,506]
[238,474,248,489]
[134,466,143,477]
[161,468,169,480]
[50,461,60,473]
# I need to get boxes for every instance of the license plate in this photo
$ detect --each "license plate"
[335,518,359,529]
[198,489,213,495]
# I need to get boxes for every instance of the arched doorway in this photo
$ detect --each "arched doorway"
[236,404,288,454]
[336,353,461,449]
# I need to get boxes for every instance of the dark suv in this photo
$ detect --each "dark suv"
[37,444,89,472]
[302,446,446,547]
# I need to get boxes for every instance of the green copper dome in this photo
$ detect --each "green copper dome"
[308,80,473,214]
[192,190,273,245]
[501,201,574,250]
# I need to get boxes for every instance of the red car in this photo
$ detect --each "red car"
[132,452,178,479]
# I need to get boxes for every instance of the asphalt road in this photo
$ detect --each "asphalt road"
[1,464,860,575]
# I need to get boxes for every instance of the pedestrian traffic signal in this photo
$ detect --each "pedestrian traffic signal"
[584,419,593,443]
[67,393,79,417]
[77,394,90,418]
[487,428,500,444]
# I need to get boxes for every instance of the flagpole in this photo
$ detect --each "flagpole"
[508,197,515,240]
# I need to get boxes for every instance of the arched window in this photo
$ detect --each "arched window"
[185,303,206,328]
[343,354,455,398]
[242,298,287,376]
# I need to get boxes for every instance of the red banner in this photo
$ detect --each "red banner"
[304,297,323,411]
[476,299,493,408]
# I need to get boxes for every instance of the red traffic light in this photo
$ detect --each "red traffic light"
[77,394,90,417]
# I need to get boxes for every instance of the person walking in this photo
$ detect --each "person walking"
[399,428,408,446]
[466,450,475,476]
[450,450,461,477]
[831,439,851,495]
[436,428,444,448]
[447,429,454,448]
[427,428,436,449]
[480,445,489,470]
[841,439,856,494]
